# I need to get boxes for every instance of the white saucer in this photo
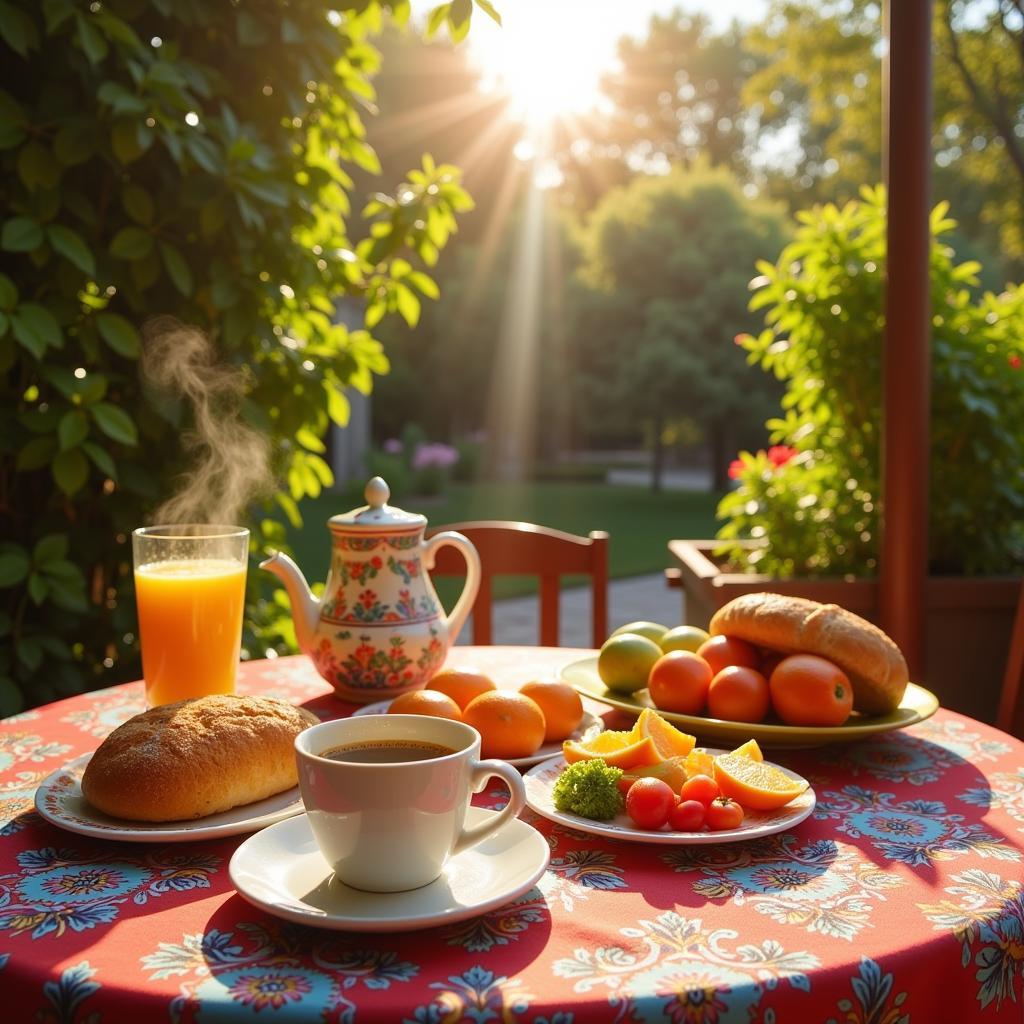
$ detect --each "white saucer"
[34,753,304,843]
[229,807,550,932]
[352,702,601,768]
[524,754,816,845]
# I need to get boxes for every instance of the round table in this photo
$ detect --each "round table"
[2,649,1023,1021]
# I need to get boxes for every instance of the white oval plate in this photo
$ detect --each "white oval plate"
[230,806,550,932]
[523,753,815,845]
[34,753,305,843]
[352,702,601,768]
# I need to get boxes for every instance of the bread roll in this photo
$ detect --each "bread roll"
[709,592,909,714]
[81,694,319,822]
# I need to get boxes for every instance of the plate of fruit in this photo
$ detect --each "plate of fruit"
[523,708,815,844]
[562,593,939,748]
[352,667,601,768]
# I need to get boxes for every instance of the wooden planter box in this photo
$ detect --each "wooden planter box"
[668,539,1021,724]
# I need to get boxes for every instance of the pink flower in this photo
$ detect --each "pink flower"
[383,438,403,454]
[767,445,797,468]
[728,459,745,480]
[413,442,458,469]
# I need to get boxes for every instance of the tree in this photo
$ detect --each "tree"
[573,166,787,490]
[0,0,496,713]
[743,0,1024,277]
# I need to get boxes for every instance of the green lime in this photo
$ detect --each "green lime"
[660,624,711,654]
[598,632,663,693]
[610,620,669,645]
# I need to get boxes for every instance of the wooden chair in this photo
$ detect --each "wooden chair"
[996,578,1024,738]
[426,521,609,648]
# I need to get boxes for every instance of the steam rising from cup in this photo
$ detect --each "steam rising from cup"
[141,317,274,527]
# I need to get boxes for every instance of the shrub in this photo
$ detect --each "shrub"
[0,0,492,713]
[717,186,1024,577]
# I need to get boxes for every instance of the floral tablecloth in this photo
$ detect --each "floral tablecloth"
[2,649,1023,1023]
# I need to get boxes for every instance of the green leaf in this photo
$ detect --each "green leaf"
[159,241,193,295]
[58,409,89,450]
[96,312,140,357]
[42,0,75,33]
[448,0,472,41]
[82,441,117,480]
[34,533,69,564]
[11,303,62,356]
[97,80,146,114]
[47,224,95,274]
[111,119,144,163]
[109,226,152,259]
[75,13,108,64]
[122,183,154,224]
[0,272,17,311]
[91,402,138,445]
[17,140,60,190]
[406,270,440,299]
[52,448,89,495]
[53,117,95,165]
[15,435,56,470]
[17,636,43,672]
[426,3,451,37]
[474,0,501,25]
[0,1,40,57]
[394,282,421,326]
[0,549,30,587]
[2,217,43,252]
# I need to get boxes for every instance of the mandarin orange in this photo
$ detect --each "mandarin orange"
[519,679,584,741]
[388,689,462,721]
[462,691,546,759]
[427,667,497,710]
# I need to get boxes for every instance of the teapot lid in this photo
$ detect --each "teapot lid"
[329,477,426,530]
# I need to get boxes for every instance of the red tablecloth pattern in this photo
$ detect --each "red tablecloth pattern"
[1,651,1023,1023]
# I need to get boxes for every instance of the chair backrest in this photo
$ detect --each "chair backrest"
[426,521,609,648]
[996,578,1024,738]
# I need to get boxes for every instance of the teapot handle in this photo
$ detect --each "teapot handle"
[421,531,481,644]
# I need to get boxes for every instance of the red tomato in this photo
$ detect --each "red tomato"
[625,778,676,829]
[697,635,761,676]
[647,651,713,715]
[669,799,706,832]
[707,666,771,723]
[705,796,745,831]
[769,654,854,726]
[679,773,720,806]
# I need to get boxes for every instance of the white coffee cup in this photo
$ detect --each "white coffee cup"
[295,715,527,892]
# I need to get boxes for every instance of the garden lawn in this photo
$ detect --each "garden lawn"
[284,481,723,600]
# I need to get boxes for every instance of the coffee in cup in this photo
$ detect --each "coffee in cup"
[295,714,526,892]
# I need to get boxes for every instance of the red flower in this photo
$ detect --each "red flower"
[728,459,745,480]
[767,445,797,468]
[1010,353,1022,370]
[359,589,376,608]
[371,556,383,568]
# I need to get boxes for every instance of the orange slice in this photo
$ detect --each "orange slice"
[563,735,662,770]
[634,708,696,758]
[619,755,689,794]
[684,748,715,779]
[730,738,764,761]
[712,753,809,810]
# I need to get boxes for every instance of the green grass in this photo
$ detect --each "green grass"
[283,481,723,600]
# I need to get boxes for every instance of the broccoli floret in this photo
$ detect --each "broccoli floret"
[552,759,625,820]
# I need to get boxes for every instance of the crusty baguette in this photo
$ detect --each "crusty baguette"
[81,694,319,822]
[709,592,909,714]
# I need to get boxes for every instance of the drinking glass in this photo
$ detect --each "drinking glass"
[132,525,249,708]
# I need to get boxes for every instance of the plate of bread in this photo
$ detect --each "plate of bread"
[564,593,939,748]
[34,694,318,842]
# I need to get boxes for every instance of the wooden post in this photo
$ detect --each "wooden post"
[880,0,932,677]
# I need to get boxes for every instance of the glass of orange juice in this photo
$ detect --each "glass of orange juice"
[132,525,249,708]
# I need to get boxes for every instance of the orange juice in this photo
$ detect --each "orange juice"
[135,558,247,707]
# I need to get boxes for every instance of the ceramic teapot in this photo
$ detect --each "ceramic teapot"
[260,477,480,703]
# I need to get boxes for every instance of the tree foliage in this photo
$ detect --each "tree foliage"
[0,0,497,713]
[573,166,788,489]
[718,187,1024,577]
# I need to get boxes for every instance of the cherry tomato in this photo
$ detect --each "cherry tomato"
[707,666,771,723]
[769,654,854,726]
[647,650,713,715]
[705,796,745,831]
[625,777,676,830]
[679,773,720,806]
[668,799,706,832]
[697,635,761,676]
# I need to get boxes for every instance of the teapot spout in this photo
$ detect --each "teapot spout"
[259,551,319,655]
